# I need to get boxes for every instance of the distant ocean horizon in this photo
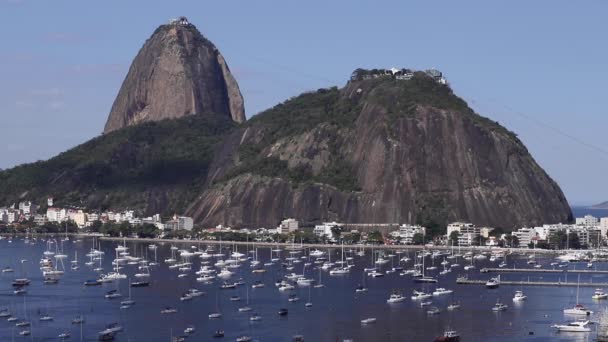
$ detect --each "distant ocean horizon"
[571,205,608,218]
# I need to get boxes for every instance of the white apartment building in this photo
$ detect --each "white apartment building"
[576,215,599,226]
[277,218,299,234]
[447,222,480,246]
[512,228,536,247]
[73,210,87,228]
[164,216,194,231]
[389,224,426,244]
[313,222,341,239]
[18,201,35,215]
[7,210,18,223]
[600,217,608,237]
[46,208,60,222]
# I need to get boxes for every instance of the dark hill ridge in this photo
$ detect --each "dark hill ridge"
[103,18,245,133]
[0,67,572,230]
[0,115,235,214]
[187,72,572,229]
[591,201,608,209]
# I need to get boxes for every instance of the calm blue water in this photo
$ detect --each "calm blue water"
[0,237,605,341]
[572,206,608,219]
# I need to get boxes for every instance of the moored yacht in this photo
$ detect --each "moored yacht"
[564,304,593,316]
[552,320,591,332]
[513,290,527,301]
[592,289,608,300]
[386,293,406,303]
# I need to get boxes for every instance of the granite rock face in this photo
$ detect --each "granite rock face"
[103,20,245,133]
[187,74,572,229]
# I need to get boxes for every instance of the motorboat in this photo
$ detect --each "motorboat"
[84,279,101,286]
[368,270,384,278]
[186,288,204,297]
[329,267,349,275]
[208,312,222,319]
[552,320,591,332]
[131,281,150,287]
[251,281,265,288]
[414,277,438,283]
[411,290,432,300]
[432,288,453,296]
[355,284,368,293]
[278,308,289,316]
[212,330,225,338]
[12,278,31,287]
[492,301,508,312]
[184,326,195,334]
[104,290,122,299]
[250,313,262,321]
[361,317,377,324]
[387,293,406,303]
[513,290,527,301]
[434,330,460,342]
[592,289,608,300]
[71,316,85,324]
[447,303,461,310]
[427,307,441,315]
[486,276,500,289]
[160,307,177,314]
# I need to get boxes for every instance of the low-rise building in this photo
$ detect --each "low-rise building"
[447,222,480,246]
[33,214,48,226]
[72,210,87,228]
[164,215,194,231]
[512,228,536,247]
[576,215,599,227]
[389,224,426,244]
[277,218,299,234]
[18,201,36,215]
[313,222,341,240]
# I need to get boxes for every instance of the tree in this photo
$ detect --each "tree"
[330,226,343,241]
[504,234,519,248]
[366,230,384,244]
[412,233,425,245]
[448,231,460,246]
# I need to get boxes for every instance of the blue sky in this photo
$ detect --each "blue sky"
[1,0,606,205]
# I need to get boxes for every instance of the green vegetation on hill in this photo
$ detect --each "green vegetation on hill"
[0,115,235,213]
[221,87,363,191]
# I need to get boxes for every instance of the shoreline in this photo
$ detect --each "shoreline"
[0,233,593,256]
[96,236,569,256]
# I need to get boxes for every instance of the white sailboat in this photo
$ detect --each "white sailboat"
[564,275,593,315]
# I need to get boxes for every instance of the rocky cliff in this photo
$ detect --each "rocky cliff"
[187,72,572,229]
[103,18,245,133]
[0,67,572,230]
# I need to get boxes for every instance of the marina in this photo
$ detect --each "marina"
[2,236,608,340]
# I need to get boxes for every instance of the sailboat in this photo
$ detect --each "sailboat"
[239,287,252,312]
[414,252,437,283]
[209,293,222,319]
[329,242,349,275]
[564,275,593,315]
[356,272,368,293]
[71,251,79,270]
[305,286,312,307]
[314,267,324,288]
[120,279,135,308]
